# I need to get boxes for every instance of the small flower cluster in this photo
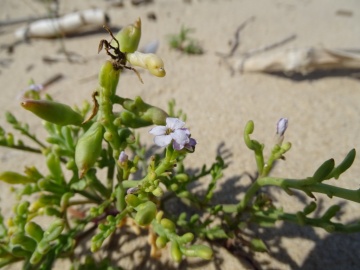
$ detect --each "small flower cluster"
[149,117,196,151]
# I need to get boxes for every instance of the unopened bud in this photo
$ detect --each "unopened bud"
[126,51,166,77]
[75,122,104,178]
[118,151,128,163]
[21,100,83,126]
[113,18,141,53]
[276,118,288,136]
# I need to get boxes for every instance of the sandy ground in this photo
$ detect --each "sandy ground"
[1,0,360,269]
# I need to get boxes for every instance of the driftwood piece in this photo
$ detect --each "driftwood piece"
[15,9,109,40]
[237,47,360,75]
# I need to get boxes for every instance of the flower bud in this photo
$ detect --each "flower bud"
[126,51,166,77]
[21,100,83,126]
[113,18,141,53]
[0,171,36,184]
[118,151,128,163]
[135,201,157,226]
[276,118,288,136]
[75,122,104,178]
[183,245,213,260]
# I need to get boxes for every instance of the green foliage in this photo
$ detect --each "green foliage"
[0,18,359,270]
[168,26,204,55]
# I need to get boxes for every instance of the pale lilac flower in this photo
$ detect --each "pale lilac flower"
[127,187,139,194]
[149,117,195,150]
[276,118,288,136]
[184,137,197,152]
[118,151,128,163]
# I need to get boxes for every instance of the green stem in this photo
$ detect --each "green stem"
[115,183,126,211]
[0,143,42,154]
[107,144,115,191]
[257,177,360,203]
[236,176,360,213]
[76,190,102,204]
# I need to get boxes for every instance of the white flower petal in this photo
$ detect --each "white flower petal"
[166,117,185,130]
[154,135,172,147]
[149,126,167,136]
[171,129,189,146]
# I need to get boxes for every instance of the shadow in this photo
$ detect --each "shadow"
[267,68,360,81]
[64,26,122,39]
[301,227,360,269]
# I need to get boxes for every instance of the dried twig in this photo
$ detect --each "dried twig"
[216,16,255,58]
[238,34,296,72]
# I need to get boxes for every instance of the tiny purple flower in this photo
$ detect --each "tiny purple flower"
[276,118,288,136]
[149,117,196,150]
[127,187,139,194]
[118,151,128,163]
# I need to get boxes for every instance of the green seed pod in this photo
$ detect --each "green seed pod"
[135,201,157,226]
[155,236,168,249]
[75,122,104,178]
[43,219,65,242]
[183,244,213,260]
[113,18,141,53]
[125,194,141,208]
[98,60,121,97]
[126,51,166,77]
[25,222,44,243]
[170,241,182,262]
[11,234,37,252]
[21,100,83,126]
[0,171,36,184]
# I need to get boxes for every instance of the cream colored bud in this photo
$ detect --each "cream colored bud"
[127,51,166,77]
